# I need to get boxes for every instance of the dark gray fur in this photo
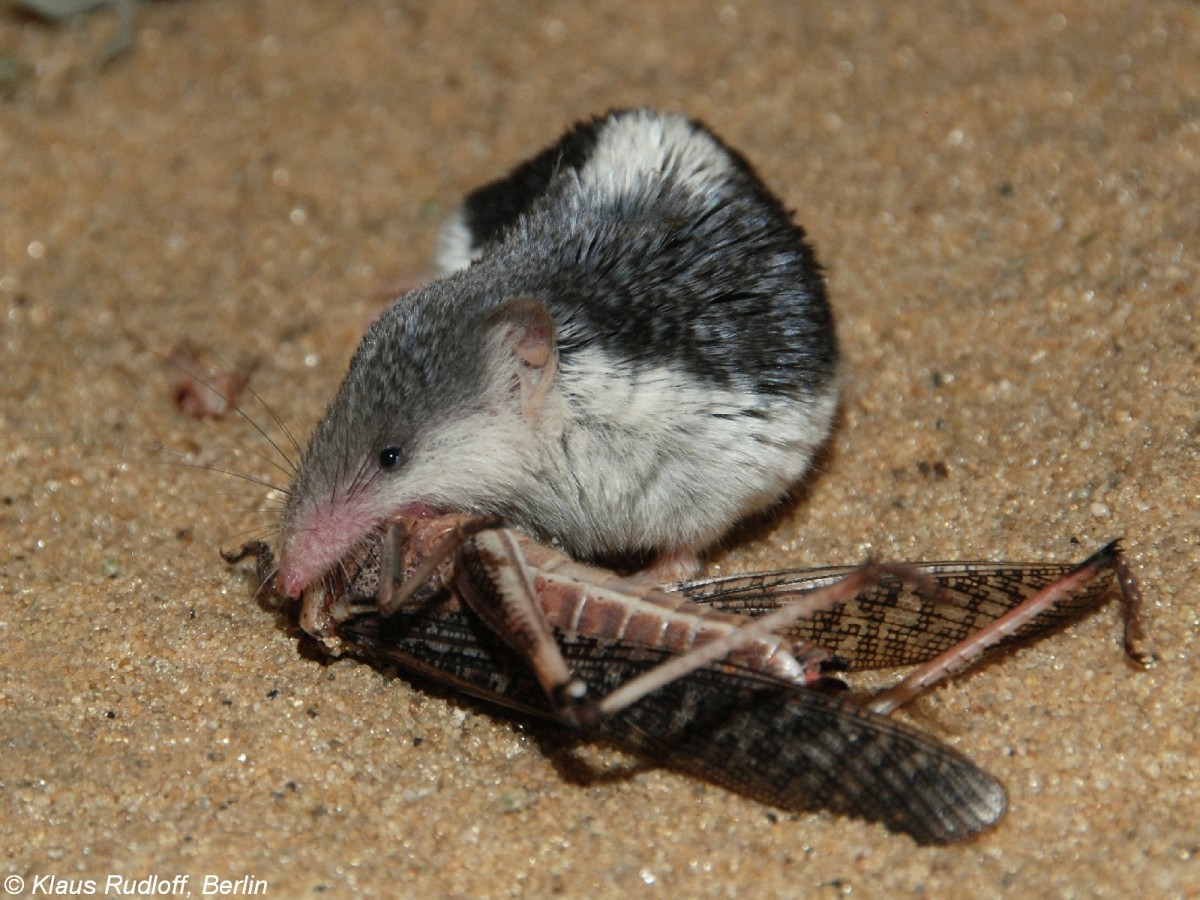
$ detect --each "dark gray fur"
[449,112,835,394]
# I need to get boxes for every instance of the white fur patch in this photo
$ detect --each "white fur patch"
[532,348,839,555]
[579,111,736,208]
[434,205,481,275]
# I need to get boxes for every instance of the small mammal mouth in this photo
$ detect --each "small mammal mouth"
[297,510,469,643]
[298,528,386,642]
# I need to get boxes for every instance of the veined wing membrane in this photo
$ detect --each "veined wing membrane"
[677,559,1115,671]
[337,600,1005,845]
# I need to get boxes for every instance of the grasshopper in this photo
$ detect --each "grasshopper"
[225,514,1149,845]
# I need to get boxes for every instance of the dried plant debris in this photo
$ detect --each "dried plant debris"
[168,341,257,420]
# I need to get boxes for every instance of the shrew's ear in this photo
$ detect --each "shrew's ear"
[482,297,559,418]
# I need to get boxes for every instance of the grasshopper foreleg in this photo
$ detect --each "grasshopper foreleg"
[376,514,507,618]
[221,540,278,600]
[363,516,596,725]
[449,526,595,725]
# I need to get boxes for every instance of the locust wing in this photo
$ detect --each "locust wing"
[336,598,1005,845]
[679,553,1118,670]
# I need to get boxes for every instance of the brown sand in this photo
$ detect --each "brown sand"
[2,1,1197,896]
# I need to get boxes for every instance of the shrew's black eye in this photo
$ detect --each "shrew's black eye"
[378,447,403,470]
